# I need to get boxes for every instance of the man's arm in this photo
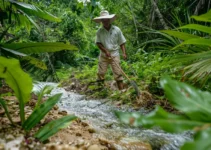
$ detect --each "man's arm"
[120,43,127,59]
[96,42,111,58]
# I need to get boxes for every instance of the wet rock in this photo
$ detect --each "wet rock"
[98,138,116,150]
[28,100,36,107]
[58,110,68,116]
[0,144,5,150]
[5,135,24,150]
[81,121,88,127]
[12,105,19,109]
[46,144,58,150]
[76,139,85,146]
[68,146,79,150]
[0,110,5,115]
[87,127,95,133]
[76,132,82,136]
[44,117,54,124]
[5,134,15,141]
[87,144,102,150]
[13,117,21,124]
[53,105,59,110]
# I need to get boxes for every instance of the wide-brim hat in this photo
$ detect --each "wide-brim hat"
[93,10,116,23]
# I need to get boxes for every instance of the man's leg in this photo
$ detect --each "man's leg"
[97,56,109,83]
[111,56,124,90]
[116,80,124,90]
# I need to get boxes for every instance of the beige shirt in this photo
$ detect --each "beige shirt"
[95,25,126,57]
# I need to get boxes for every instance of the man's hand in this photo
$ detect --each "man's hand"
[105,51,111,58]
[123,53,127,60]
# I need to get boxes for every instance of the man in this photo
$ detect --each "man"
[93,10,127,90]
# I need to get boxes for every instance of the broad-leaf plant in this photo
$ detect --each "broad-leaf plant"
[0,0,77,141]
[116,76,211,149]
[0,56,77,141]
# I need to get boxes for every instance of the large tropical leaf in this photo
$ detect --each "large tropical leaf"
[181,128,211,150]
[2,42,78,54]
[141,30,180,45]
[9,0,61,22]
[1,47,27,56]
[160,77,211,122]
[161,30,200,41]
[23,93,62,131]
[1,47,47,69]
[15,13,32,32]
[171,51,211,64]
[183,58,211,81]
[14,12,41,32]
[21,56,47,70]
[0,56,32,124]
[115,106,204,133]
[179,24,211,34]
[191,9,211,23]
[35,115,77,142]
[172,38,211,50]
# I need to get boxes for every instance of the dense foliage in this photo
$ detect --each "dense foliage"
[1,0,211,149]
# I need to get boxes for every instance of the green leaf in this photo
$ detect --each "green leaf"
[161,30,200,41]
[2,42,78,54]
[23,93,62,130]
[0,24,12,42]
[141,30,180,46]
[24,13,41,32]
[115,106,204,133]
[35,115,77,142]
[0,98,14,125]
[17,13,31,32]
[172,38,211,50]
[191,9,211,23]
[34,85,55,109]
[9,0,61,22]
[21,56,47,70]
[0,56,32,124]
[184,58,211,81]
[160,76,211,122]
[171,51,211,64]
[1,47,47,69]
[181,128,211,150]
[179,24,211,34]
[170,51,211,82]
[1,47,27,56]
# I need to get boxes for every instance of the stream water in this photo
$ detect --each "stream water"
[34,83,193,150]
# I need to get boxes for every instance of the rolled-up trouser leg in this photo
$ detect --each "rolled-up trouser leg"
[97,56,109,81]
[111,56,124,81]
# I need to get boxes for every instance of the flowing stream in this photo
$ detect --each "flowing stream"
[34,83,193,150]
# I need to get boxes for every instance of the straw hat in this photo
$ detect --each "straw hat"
[93,10,116,23]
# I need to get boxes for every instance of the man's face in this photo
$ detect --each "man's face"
[101,19,110,28]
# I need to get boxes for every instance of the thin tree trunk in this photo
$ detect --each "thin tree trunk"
[46,53,59,82]
[150,0,169,29]
[127,1,139,45]
[194,0,205,15]
[208,0,211,11]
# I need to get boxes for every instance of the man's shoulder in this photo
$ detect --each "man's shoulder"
[112,25,120,30]
[111,25,122,32]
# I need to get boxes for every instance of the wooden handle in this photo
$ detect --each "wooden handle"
[110,57,131,81]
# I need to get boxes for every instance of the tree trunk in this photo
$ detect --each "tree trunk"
[127,1,139,45]
[150,0,169,29]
